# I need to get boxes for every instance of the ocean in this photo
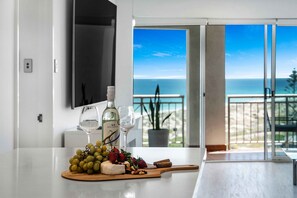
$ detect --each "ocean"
[134,79,186,96]
[134,78,292,97]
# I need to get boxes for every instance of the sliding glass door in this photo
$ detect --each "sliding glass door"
[227,23,296,160]
[226,25,267,160]
[269,25,297,159]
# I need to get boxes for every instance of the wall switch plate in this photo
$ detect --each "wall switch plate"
[24,59,33,73]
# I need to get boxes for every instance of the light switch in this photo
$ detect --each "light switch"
[24,59,33,73]
[54,59,58,73]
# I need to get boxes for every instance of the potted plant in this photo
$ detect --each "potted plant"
[143,84,172,147]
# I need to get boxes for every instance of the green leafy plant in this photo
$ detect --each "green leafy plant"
[284,68,297,121]
[143,84,172,130]
[285,68,297,94]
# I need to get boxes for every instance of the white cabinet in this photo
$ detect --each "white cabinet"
[64,116,143,148]
[64,129,102,147]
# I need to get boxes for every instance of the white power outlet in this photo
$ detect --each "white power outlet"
[24,59,33,73]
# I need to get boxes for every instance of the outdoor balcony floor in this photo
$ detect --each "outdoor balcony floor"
[207,150,267,161]
[206,146,292,161]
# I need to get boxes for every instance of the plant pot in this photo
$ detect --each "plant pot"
[148,129,169,147]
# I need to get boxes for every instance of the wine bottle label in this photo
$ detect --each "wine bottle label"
[102,120,119,146]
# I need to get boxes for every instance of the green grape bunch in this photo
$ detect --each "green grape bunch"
[68,140,109,174]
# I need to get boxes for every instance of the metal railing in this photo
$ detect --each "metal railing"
[133,94,185,147]
[227,94,297,148]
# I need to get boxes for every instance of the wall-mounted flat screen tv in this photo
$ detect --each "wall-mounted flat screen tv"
[72,0,116,109]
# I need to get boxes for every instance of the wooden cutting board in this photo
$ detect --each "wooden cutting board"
[61,164,199,181]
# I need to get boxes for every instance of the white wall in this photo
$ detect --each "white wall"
[115,0,133,107]
[0,0,15,153]
[17,0,126,148]
[133,0,297,19]
[52,0,132,147]
[19,0,53,147]
[52,0,80,146]
[114,0,134,146]
[52,0,134,146]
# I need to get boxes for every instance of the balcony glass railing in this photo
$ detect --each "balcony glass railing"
[227,94,297,149]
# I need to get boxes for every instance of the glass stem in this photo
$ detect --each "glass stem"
[87,134,91,144]
[123,131,127,150]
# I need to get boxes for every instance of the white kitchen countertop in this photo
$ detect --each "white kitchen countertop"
[0,147,205,198]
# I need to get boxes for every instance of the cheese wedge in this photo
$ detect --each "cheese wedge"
[101,161,125,175]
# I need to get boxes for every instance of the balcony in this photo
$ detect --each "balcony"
[132,93,297,150]
[227,94,297,150]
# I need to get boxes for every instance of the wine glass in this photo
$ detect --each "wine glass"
[118,106,135,150]
[79,105,99,144]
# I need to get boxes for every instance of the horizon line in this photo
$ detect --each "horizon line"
[133,77,289,80]
[134,77,186,80]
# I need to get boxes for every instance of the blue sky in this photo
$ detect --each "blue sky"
[134,26,297,79]
[133,29,186,79]
[226,25,297,79]
[225,25,265,79]
[276,26,297,78]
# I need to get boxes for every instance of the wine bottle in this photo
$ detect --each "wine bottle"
[102,86,120,147]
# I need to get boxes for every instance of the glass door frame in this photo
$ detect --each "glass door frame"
[270,24,278,160]
[268,24,297,160]
[263,25,269,160]
[264,24,282,160]
[261,24,274,160]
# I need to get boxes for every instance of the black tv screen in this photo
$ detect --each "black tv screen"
[72,0,116,109]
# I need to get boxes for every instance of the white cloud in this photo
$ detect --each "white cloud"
[134,74,149,79]
[159,69,184,72]
[177,55,186,58]
[226,53,232,57]
[289,58,297,65]
[152,75,186,79]
[134,74,186,79]
[152,52,171,57]
[134,44,142,49]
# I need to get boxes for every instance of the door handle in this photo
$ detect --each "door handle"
[264,88,271,99]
